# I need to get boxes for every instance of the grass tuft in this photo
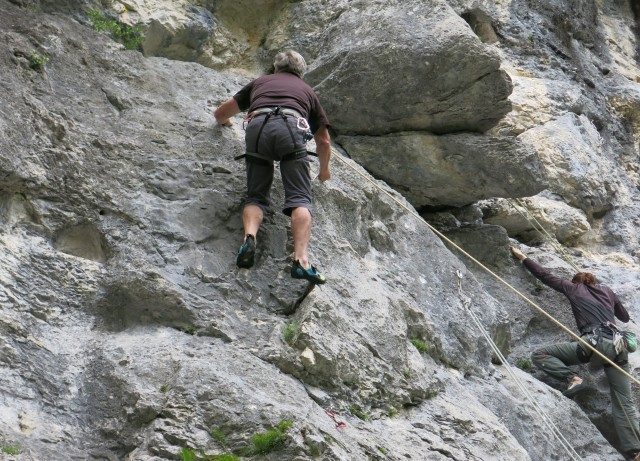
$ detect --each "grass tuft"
[515,358,533,371]
[410,338,429,354]
[88,9,143,50]
[29,50,49,70]
[282,321,300,345]
[249,420,293,455]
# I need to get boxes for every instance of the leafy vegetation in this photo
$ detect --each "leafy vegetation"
[1,442,21,455]
[410,338,429,354]
[180,448,197,461]
[209,428,227,447]
[515,358,533,372]
[349,405,370,421]
[88,9,143,50]
[282,321,300,345]
[180,447,238,461]
[29,50,49,71]
[249,420,293,455]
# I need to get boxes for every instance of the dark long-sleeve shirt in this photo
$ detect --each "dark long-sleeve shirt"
[523,258,629,334]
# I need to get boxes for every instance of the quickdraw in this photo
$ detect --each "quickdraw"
[325,409,346,429]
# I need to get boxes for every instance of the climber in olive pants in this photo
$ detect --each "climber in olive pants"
[512,247,640,460]
[533,339,640,458]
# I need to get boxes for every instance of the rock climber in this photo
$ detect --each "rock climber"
[213,50,331,284]
[511,246,640,460]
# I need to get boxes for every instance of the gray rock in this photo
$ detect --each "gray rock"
[338,132,547,208]
[304,0,513,135]
[518,113,618,218]
[481,196,591,245]
[0,1,639,461]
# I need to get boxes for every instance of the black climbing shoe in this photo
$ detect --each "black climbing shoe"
[291,260,326,284]
[562,378,587,398]
[236,234,256,268]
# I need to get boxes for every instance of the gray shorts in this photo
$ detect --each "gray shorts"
[244,114,312,216]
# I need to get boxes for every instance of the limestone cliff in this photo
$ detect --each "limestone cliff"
[0,0,639,460]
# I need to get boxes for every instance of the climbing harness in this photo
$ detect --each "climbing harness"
[235,106,314,166]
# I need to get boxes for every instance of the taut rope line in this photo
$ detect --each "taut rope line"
[456,270,583,460]
[329,147,640,389]
[508,198,581,272]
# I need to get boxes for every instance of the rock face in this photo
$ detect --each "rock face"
[302,0,513,136]
[0,1,639,461]
[338,132,547,208]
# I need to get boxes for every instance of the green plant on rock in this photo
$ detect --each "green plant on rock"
[181,447,238,461]
[515,358,533,372]
[1,442,21,455]
[282,321,300,345]
[209,428,227,447]
[181,447,197,461]
[349,405,370,421]
[249,420,293,455]
[212,454,239,461]
[88,9,143,50]
[29,50,49,70]
[410,338,429,354]
[426,389,439,399]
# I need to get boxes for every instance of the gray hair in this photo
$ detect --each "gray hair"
[273,50,306,77]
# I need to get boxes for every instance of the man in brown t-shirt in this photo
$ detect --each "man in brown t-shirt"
[214,50,331,284]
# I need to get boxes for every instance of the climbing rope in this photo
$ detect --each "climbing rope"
[328,148,640,388]
[455,270,583,461]
[508,199,640,446]
[508,198,581,272]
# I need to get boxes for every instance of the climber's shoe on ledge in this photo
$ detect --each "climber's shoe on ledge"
[236,234,256,268]
[291,260,326,284]
[562,377,587,398]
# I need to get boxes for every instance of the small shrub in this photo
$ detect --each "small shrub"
[515,358,533,372]
[159,384,168,393]
[180,447,196,461]
[410,338,429,354]
[378,446,387,454]
[282,321,300,345]
[426,389,438,399]
[29,50,49,70]
[88,9,143,50]
[180,447,237,461]
[209,428,226,447]
[213,455,239,461]
[182,326,196,335]
[403,369,411,379]
[249,420,293,455]
[1,443,21,455]
[349,405,369,421]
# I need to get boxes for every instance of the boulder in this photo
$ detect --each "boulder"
[337,132,547,208]
[518,113,619,217]
[481,196,591,244]
[304,0,513,135]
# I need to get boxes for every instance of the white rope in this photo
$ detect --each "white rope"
[456,270,583,461]
[508,198,580,272]
[330,148,640,388]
